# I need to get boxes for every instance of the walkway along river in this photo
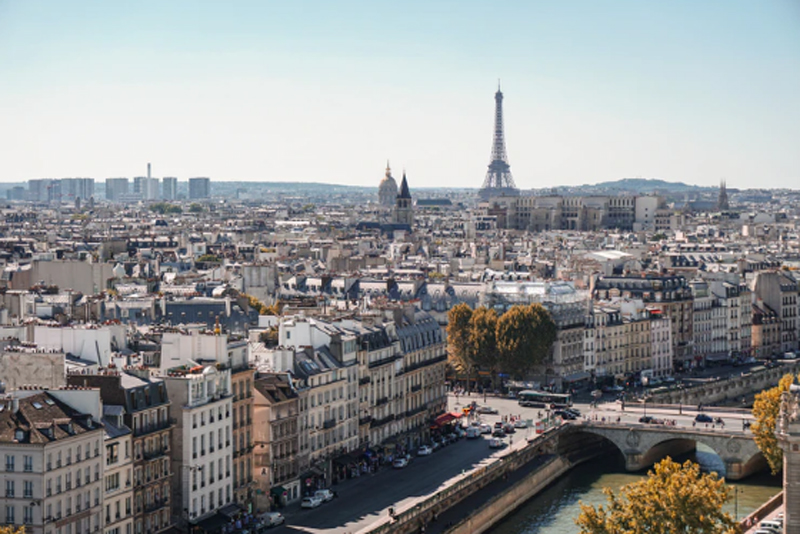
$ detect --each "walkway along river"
[486,443,781,534]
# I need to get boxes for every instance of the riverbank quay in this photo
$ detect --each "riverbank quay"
[648,361,800,406]
[357,425,565,534]
[741,491,783,533]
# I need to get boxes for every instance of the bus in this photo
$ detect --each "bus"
[517,390,572,409]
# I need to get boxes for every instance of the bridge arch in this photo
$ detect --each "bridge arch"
[561,424,767,481]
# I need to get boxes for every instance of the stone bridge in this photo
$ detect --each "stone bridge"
[559,422,766,480]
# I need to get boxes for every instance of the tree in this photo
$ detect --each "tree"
[0,526,26,534]
[188,203,204,213]
[468,307,499,388]
[496,303,556,380]
[576,458,740,534]
[752,372,797,474]
[447,303,474,386]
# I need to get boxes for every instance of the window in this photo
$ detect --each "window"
[76,445,82,462]
[5,480,14,497]
[24,481,33,498]
[106,472,120,492]
[5,455,14,472]
[23,455,32,473]
[5,505,14,524]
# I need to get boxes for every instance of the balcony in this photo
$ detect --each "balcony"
[370,414,395,429]
[404,354,447,373]
[358,415,372,426]
[143,448,167,461]
[406,404,427,417]
[135,420,171,438]
[144,498,169,514]
[374,397,389,407]
[322,419,336,430]
[368,354,400,369]
[358,376,371,385]
[410,384,422,393]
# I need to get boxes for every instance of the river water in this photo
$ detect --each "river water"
[488,444,781,534]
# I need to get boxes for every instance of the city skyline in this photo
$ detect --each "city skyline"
[1,1,799,189]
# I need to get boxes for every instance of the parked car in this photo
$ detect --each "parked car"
[492,427,506,438]
[502,422,516,434]
[476,405,499,414]
[465,427,482,439]
[258,512,285,527]
[513,419,528,429]
[393,457,409,469]
[479,423,493,434]
[417,445,433,455]
[301,496,323,509]
[695,413,713,423]
[315,489,335,502]
[489,438,507,449]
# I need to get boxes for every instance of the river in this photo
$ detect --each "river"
[488,444,782,534]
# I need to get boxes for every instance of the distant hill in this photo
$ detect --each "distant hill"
[592,178,708,192]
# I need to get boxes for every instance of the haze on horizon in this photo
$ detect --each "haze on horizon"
[1,1,798,190]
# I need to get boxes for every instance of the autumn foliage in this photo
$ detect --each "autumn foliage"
[752,372,798,474]
[576,458,740,534]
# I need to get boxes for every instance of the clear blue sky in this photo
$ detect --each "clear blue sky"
[1,0,798,189]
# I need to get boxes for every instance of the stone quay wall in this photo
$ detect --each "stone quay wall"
[444,456,571,534]
[648,362,800,406]
[359,426,564,534]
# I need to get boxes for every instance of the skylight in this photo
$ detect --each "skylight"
[32,402,44,410]
[44,399,55,406]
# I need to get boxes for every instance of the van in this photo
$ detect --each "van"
[760,521,782,533]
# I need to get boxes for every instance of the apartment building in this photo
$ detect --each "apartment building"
[753,271,800,354]
[67,369,173,534]
[102,411,134,534]
[593,275,694,371]
[394,310,447,450]
[253,374,300,511]
[0,389,105,534]
[162,364,233,529]
[649,311,673,377]
[160,330,254,508]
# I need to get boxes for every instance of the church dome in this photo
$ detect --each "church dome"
[378,162,398,208]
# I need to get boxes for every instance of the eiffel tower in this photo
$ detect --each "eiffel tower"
[478,83,519,200]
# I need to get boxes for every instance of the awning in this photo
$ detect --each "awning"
[432,411,462,427]
[564,371,591,382]
[334,452,360,465]
[218,503,242,519]
[269,486,287,497]
[195,512,229,533]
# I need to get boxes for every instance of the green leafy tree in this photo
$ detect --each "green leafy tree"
[752,373,797,474]
[447,303,474,387]
[468,306,499,388]
[188,203,204,213]
[496,303,556,379]
[576,458,740,534]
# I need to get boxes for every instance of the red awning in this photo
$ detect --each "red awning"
[433,411,462,427]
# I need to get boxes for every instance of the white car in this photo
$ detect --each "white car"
[301,496,323,509]
[489,438,507,449]
[258,512,285,526]
[513,419,528,429]
[479,423,492,434]
[314,489,335,502]
[393,457,409,469]
[417,445,433,456]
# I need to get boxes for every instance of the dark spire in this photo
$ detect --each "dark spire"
[398,172,411,199]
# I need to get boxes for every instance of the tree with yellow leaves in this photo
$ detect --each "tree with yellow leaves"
[447,303,474,388]
[752,372,798,474]
[0,526,26,534]
[576,458,740,534]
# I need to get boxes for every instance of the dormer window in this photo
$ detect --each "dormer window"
[15,429,25,442]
